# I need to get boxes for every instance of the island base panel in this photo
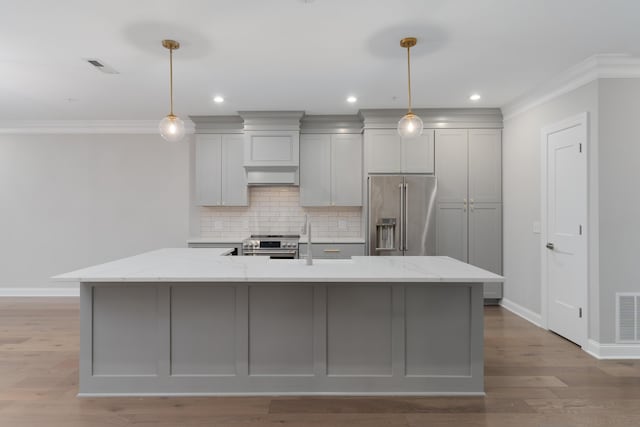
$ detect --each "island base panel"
[79,282,483,395]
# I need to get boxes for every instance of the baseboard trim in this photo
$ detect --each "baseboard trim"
[0,287,79,297]
[78,391,487,397]
[500,298,544,328]
[585,339,640,359]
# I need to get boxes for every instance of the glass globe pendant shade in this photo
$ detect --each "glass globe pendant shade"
[159,114,185,142]
[397,112,424,138]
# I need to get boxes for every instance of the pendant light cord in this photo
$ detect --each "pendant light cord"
[169,47,174,116]
[406,45,412,114]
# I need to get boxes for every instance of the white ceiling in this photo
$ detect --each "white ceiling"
[2,0,640,120]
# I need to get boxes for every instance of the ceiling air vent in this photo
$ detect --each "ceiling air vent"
[84,58,119,74]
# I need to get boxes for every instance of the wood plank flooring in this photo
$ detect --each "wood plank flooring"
[1,298,639,426]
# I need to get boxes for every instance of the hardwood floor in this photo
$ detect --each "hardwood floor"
[1,298,639,426]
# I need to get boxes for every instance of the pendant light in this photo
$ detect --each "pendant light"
[397,37,423,138]
[159,39,185,142]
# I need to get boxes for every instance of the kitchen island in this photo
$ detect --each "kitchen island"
[54,248,503,396]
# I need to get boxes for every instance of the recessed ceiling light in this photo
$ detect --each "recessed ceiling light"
[469,93,481,101]
[213,96,224,103]
[347,96,357,103]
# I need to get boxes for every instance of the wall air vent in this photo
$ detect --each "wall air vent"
[84,58,119,74]
[616,293,640,343]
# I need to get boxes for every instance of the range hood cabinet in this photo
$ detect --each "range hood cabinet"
[243,130,300,186]
[245,165,299,186]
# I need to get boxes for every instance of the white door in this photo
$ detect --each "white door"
[543,114,587,346]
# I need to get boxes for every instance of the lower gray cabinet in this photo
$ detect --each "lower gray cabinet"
[299,243,365,259]
[436,203,502,299]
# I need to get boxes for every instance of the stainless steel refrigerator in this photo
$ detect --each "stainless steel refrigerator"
[368,175,437,256]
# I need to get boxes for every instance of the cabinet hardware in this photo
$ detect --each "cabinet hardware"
[546,242,554,250]
[579,225,583,235]
[579,143,582,153]
[579,307,582,318]
[323,249,341,253]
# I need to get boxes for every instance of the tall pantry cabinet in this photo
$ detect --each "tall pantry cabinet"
[435,128,503,299]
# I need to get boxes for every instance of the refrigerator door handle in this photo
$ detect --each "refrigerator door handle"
[399,183,404,253]
[404,183,408,251]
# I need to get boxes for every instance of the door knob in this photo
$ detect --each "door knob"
[546,242,555,250]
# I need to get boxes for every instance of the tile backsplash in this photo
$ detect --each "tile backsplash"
[200,187,362,238]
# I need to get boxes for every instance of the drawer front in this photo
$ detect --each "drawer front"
[300,243,365,259]
[483,282,503,299]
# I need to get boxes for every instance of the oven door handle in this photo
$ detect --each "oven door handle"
[243,250,298,255]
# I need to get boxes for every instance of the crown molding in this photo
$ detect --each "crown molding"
[502,54,640,121]
[238,111,305,131]
[359,108,503,129]
[0,120,196,135]
[189,115,244,134]
[300,115,363,134]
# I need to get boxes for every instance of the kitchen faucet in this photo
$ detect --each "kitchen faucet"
[301,214,313,265]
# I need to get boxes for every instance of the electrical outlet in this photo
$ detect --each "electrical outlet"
[338,220,348,230]
[214,220,224,231]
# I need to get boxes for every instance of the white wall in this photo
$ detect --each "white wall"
[598,79,640,343]
[0,133,190,290]
[502,81,600,338]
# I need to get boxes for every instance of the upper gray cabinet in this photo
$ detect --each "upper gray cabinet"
[195,134,247,206]
[364,129,434,174]
[300,134,362,206]
[435,129,502,204]
[468,129,502,204]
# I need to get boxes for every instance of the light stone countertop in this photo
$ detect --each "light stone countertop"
[52,248,503,284]
[187,237,366,244]
[187,237,247,244]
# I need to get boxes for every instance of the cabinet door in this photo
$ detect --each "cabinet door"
[365,129,402,173]
[435,203,468,263]
[468,203,502,275]
[221,135,248,206]
[468,129,502,203]
[304,243,366,259]
[300,134,331,206]
[402,130,434,173]
[435,129,468,203]
[195,134,222,206]
[331,134,362,206]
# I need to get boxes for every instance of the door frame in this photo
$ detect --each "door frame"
[540,112,589,346]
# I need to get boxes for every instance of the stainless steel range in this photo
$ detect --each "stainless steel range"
[242,235,300,259]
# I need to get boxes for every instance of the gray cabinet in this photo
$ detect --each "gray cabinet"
[299,243,365,259]
[195,134,247,206]
[364,129,434,174]
[300,134,362,206]
[435,129,502,299]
